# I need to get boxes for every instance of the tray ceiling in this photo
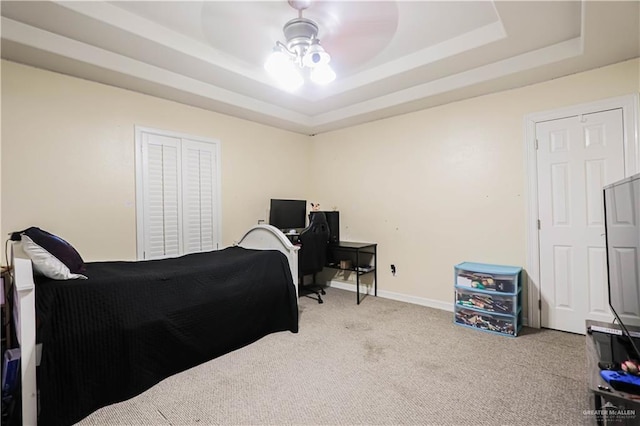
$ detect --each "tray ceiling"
[1,1,639,135]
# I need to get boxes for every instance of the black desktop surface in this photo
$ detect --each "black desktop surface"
[335,241,376,249]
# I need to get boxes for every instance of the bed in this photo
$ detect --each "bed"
[11,224,299,426]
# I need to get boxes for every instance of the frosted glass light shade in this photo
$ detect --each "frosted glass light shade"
[302,42,330,68]
[265,50,304,91]
[310,64,336,85]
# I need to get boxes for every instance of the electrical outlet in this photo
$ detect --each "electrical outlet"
[391,264,396,276]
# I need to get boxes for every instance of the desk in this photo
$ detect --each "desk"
[586,320,640,425]
[326,241,377,304]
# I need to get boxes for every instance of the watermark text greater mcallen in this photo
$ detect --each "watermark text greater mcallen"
[584,402,637,423]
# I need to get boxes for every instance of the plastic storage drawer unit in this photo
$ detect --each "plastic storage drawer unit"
[455,288,515,314]
[455,309,517,335]
[454,262,522,337]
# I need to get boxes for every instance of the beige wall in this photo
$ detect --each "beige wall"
[309,58,640,306]
[1,60,310,261]
[1,58,639,309]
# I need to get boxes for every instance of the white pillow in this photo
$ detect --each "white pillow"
[22,235,88,280]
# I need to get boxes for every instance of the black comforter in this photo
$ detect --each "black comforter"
[34,246,298,426]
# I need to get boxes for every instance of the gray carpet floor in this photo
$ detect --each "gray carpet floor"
[78,288,591,425]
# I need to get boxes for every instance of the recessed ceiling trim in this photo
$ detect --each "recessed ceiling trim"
[1,17,312,126]
[47,1,509,103]
[56,0,276,88]
[2,1,637,136]
[329,19,507,95]
[312,37,584,126]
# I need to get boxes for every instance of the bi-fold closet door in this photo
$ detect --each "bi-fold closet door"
[136,126,221,260]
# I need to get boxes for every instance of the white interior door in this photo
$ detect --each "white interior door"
[537,109,625,333]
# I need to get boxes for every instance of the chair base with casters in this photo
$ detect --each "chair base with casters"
[299,272,326,304]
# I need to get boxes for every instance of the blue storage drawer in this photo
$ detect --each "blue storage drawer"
[454,307,520,336]
[455,262,521,294]
[454,262,522,337]
[455,288,516,315]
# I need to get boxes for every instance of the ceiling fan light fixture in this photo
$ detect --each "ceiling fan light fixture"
[265,2,336,87]
[302,39,330,68]
[264,49,289,75]
[265,48,304,91]
[310,63,336,85]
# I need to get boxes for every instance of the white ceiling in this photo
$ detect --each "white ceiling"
[1,1,639,135]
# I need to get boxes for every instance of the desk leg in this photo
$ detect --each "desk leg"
[374,245,377,297]
[356,249,361,305]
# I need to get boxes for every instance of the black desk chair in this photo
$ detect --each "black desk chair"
[298,211,330,304]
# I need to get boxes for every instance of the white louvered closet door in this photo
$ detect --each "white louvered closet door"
[182,139,218,254]
[137,127,221,260]
[142,133,183,259]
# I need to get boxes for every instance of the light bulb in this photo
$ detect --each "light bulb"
[265,50,289,76]
[265,50,303,91]
[302,41,330,68]
[310,64,336,85]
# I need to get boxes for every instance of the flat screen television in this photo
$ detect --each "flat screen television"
[269,199,307,231]
[604,172,640,360]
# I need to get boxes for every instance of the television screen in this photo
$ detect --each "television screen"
[269,199,307,231]
[604,173,640,358]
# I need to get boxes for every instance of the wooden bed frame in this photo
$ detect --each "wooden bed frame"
[11,224,298,426]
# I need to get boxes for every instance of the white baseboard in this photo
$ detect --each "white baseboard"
[328,280,454,312]
[327,281,530,326]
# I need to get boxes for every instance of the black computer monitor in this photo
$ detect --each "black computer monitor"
[269,199,306,231]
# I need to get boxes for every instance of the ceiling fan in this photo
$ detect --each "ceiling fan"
[264,0,336,89]
[199,0,399,87]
